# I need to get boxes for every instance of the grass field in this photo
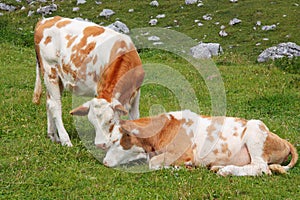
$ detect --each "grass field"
[0,0,299,199]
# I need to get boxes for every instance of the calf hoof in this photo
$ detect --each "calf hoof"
[217,168,232,176]
[48,133,60,143]
[210,166,223,173]
[61,140,73,147]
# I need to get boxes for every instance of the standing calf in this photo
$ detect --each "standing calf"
[102,110,298,176]
[33,16,144,147]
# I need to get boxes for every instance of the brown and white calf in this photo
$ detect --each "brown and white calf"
[102,110,298,176]
[33,16,144,147]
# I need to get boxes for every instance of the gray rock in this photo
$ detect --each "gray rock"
[197,2,204,7]
[190,42,223,59]
[107,21,130,34]
[257,42,300,62]
[203,14,212,21]
[148,36,160,41]
[27,10,34,16]
[197,22,204,27]
[262,24,276,31]
[156,14,166,18]
[73,7,80,12]
[77,0,86,5]
[27,0,47,4]
[99,9,115,18]
[256,21,261,26]
[185,0,198,4]
[149,19,158,26]
[219,30,228,37]
[0,3,16,12]
[37,4,57,15]
[150,1,159,7]
[229,18,242,26]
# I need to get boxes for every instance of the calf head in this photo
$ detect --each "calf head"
[70,98,127,149]
[103,123,147,167]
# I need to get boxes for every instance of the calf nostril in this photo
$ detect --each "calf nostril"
[103,161,108,166]
[96,143,107,150]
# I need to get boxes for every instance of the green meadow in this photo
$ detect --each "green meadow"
[0,0,299,199]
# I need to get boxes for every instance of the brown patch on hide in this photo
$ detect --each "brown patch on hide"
[97,44,144,104]
[221,143,232,157]
[218,131,227,141]
[62,63,76,79]
[234,118,247,126]
[65,34,78,48]
[213,149,219,155]
[56,20,71,28]
[185,119,194,127]
[48,68,57,80]
[206,124,216,142]
[34,16,62,44]
[120,114,194,166]
[259,123,269,133]
[44,36,52,45]
[70,41,96,68]
[240,127,247,139]
[70,26,104,68]
[262,131,290,164]
[93,54,98,65]
[34,17,62,77]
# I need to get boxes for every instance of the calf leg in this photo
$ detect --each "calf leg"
[44,75,72,147]
[217,120,271,176]
[129,89,140,120]
[217,163,271,176]
[149,153,173,170]
[46,92,60,143]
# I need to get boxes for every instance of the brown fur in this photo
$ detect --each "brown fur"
[70,26,104,68]
[34,16,62,44]
[44,36,52,45]
[56,20,71,28]
[240,127,247,139]
[262,131,298,167]
[97,49,144,104]
[33,16,62,104]
[65,35,78,48]
[48,68,57,80]
[119,114,194,166]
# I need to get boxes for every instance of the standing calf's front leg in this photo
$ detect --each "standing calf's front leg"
[128,89,141,120]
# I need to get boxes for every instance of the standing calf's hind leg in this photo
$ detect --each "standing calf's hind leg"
[44,75,72,147]
[46,92,60,143]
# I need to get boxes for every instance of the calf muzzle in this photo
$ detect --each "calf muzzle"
[96,143,108,150]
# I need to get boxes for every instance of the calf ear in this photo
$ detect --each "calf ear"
[120,120,134,134]
[70,101,91,116]
[114,104,128,116]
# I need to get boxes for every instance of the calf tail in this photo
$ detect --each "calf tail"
[32,55,42,105]
[269,141,298,174]
[285,141,298,170]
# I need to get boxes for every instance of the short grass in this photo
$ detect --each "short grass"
[0,0,300,199]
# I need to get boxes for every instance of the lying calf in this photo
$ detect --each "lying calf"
[103,110,298,176]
